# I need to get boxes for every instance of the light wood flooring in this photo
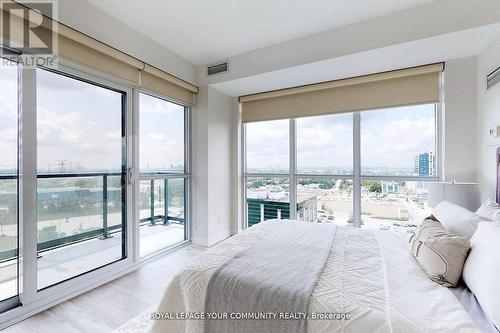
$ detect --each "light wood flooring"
[2,244,206,333]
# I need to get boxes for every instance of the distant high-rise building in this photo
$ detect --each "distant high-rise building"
[414,152,435,177]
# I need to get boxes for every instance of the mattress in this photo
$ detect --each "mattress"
[150,220,480,333]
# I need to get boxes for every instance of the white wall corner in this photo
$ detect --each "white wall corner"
[191,83,235,247]
[443,56,479,183]
[230,98,242,236]
[476,33,500,201]
[191,85,209,244]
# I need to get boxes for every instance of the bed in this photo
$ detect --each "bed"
[150,220,482,333]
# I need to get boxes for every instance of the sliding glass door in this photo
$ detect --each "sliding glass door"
[36,68,127,289]
[0,62,19,309]
[0,56,193,321]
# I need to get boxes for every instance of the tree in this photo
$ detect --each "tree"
[362,180,382,193]
[370,182,382,193]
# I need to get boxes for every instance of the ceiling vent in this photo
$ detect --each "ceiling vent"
[487,66,500,89]
[207,62,228,76]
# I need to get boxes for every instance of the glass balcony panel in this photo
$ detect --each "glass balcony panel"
[0,179,18,301]
[140,178,187,257]
[167,178,185,225]
[246,177,290,227]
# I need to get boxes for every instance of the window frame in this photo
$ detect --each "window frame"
[0,55,193,327]
[137,90,192,258]
[242,104,442,229]
[15,61,136,310]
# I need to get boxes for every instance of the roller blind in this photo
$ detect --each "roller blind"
[140,64,196,105]
[1,1,198,104]
[240,63,444,123]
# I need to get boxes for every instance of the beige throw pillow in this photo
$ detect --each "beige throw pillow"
[409,217,470,287]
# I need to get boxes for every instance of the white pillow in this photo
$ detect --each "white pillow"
[463,222,500,329]
[476,199,500,221]
[432,201,486,238]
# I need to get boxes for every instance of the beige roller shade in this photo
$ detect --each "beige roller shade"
[59,35,141,85]
[240,63,444,123]
[1,1,198,103]
[140,69,195,105]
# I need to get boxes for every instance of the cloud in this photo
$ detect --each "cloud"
[246,120,289,170]
[296,114,353,168]
[361,108,435,168]
[140,134,184,169]
[245,105,436,171]
[37,105,122,171]
[140,93,184,115]
[105,131,122,141]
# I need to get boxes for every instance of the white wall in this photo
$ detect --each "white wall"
[53,0,197,83]
[443,57,478,182]
[206,87,234,245]
[191,85,235,246]
[477,34,500,201]
[191,86,209,245]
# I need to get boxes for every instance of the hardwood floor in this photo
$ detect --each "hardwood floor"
[2,244,206,333]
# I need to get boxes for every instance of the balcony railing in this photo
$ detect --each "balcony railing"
[0,173,184,262]
[139,178,185,225]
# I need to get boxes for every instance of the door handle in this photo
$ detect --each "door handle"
[127,168,134,185]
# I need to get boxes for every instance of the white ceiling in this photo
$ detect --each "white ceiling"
[212,24,500,96]
[84,0,438,66]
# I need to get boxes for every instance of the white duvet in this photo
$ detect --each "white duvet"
[150,220,480,333]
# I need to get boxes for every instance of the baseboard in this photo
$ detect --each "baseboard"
[191,236,209,247]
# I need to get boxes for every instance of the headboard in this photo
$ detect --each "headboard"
[497,147,500,204]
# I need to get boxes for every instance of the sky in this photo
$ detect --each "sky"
[139,93,185,172]
[0,65,17,171]
[297,113,353,171]
[361,104,435,170]
[0,65,185,174]
[246,104,436,173]
[36,68,124,172]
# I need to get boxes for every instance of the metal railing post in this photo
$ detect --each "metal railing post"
[163,179,169,225]
[101,174,111,239]
[149,179,155,225]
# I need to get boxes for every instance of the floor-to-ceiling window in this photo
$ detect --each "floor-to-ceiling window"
[0,62,19,310]
[243,104,440,232]
[139,92,189,257]
[36,68,127,289]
